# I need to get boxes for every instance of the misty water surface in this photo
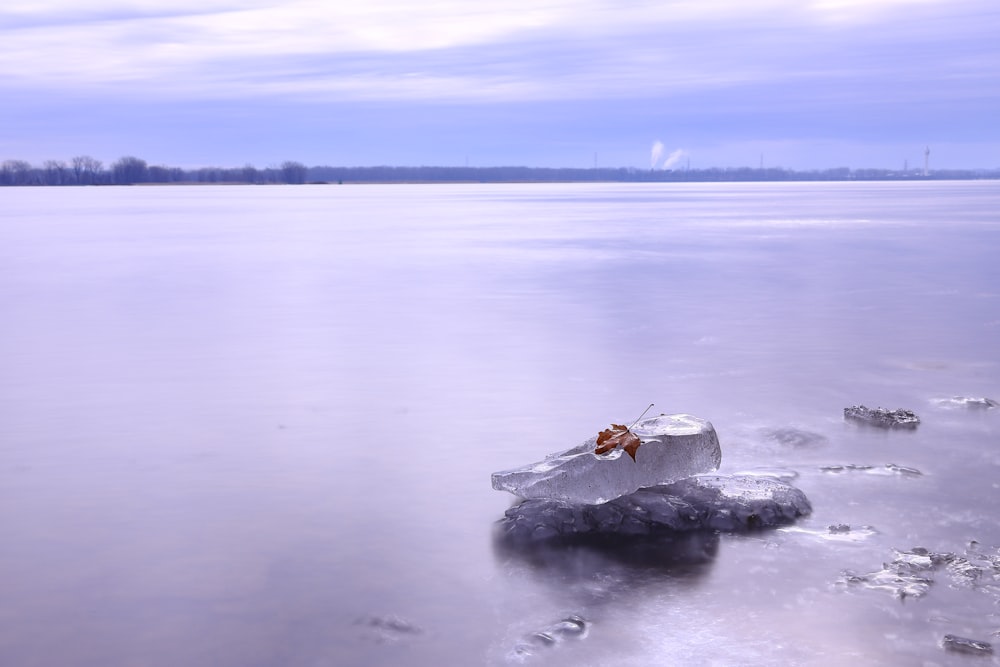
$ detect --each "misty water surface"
[1,181,999,666]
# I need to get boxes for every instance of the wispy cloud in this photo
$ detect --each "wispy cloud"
[3,0,993,103]
[1,0,997,167]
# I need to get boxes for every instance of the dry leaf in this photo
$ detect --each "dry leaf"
[595,424,642,461]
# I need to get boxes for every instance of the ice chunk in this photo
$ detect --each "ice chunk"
[496,474,811,543]
[838,544,1000,601]
[779,524,877,543]
[942,635,993,656]
[820,463,923,477]
[509,615,589,661]
[492,414,721,504]
[844,405,920,428]
[732,466,800,481]
[932,396,999,409]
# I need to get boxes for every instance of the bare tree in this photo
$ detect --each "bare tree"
[280,160,308,184]
[71,155,103,185]
[147,165,173,183]
[242,164,259,184]
[1,160,34,185]
[111,156,148,185]
[43,160,69,185]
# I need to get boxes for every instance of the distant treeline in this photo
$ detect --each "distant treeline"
[0,156,310,186]
[2,155,998,186]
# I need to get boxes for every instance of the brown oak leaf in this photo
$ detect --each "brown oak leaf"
[595,424,642,461]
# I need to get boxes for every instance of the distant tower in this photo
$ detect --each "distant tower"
[923,146,930,176]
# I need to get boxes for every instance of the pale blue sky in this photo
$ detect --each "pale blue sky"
[2,0,998,169]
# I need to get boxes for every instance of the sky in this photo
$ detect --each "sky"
[2,0,999,170]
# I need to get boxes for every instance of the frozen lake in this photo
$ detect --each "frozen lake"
[2,181,999,665]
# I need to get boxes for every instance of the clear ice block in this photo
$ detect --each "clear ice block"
[491,414,722,505]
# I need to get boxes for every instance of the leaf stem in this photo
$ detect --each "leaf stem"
[626,403,655,431]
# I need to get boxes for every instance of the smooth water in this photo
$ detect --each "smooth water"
[1,181,999,666]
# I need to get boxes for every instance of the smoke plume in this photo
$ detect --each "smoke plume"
[662,148,687,170]
[650,140,664,169]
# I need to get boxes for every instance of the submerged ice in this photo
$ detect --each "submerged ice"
[492,414,722,505]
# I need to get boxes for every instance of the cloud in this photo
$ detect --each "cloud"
[1,0,998,168]
[2,0,995,105]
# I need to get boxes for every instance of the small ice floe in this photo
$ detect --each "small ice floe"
[844,405,920,428]
[839,544,1000,602]
[779,524,877,543]
[731,466,800,481]
[508,615,589,661]
[942,634,993,656]
[932,396,999,410]
[820,463,923,477]
[355,614,423,643]
[838,547,941,599]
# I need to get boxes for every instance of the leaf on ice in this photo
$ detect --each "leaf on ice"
[594,404,654,461]
[595,424,642,460]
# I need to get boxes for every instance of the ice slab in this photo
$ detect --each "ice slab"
[932,396,999,410]
[844,405,920,428]
[491,414,722,505]
[820,463,923,477]
[496,474,812,543]
[839,544,1000,601]
[942,635,993,656]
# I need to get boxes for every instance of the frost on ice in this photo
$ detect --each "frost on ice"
[491,414,722,505]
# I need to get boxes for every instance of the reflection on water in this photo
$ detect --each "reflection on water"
[493,533,719,663]
[494,531,720,587]
[1,182,999,666]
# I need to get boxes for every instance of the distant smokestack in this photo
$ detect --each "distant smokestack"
[923,146,930,176]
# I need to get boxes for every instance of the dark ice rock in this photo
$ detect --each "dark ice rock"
[844,405,920,428]
[942,634,993,656]
[496,474,812,544]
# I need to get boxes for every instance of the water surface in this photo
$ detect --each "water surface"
[2,181,999,665]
